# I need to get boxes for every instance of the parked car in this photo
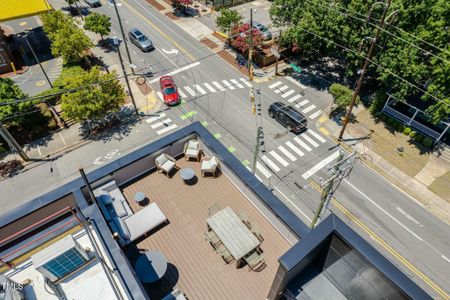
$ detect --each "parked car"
[85,0,101,7]
[268,102,307,133]
[252,22,272,41]
[159,76,180,106]
[128,28,154,52]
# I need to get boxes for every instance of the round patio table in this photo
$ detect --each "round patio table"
[134,251,168,283]
[134,191,146,204]
[180,167,195,183]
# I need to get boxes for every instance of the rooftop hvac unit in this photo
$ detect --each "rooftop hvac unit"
[31,235,89,282]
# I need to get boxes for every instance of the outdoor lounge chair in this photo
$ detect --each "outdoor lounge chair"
[205,230,222,247]
[244,249,266,272]
[239,212,252,229]
[201,156,220,177]
[251,224,264,242]
[216,244,234,264]
[155,153,177,177]
[184,139,202,161]
[208,203,221,217]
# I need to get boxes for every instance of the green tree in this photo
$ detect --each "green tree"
[0,78,33,127]
[42,11,93,64]
[215,8,242,35]
[60,67,125,122]
[230,23,262,54]
[329,83,359,111]
[84,13,111,41]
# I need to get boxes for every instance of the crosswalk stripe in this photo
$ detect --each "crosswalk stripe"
[309,110,323,119]
[302,151,341,179]
[194,84,207,95]
[156,124,178,135]
[256,162,272,178]
[268,81,283,89]
[294,136,312,152]
[286,141,304,157]
[278,146,297,161]
[145,113,166,123]
[308,129,326,143]
[297,99,309,107]
[275,85,289,94]
[281,90,295,98]
[302,104,316,114]
[247,166,263,182]
[178,89,187,98]
[222,80,235,89]
[261,155,281,172]
[151,118,172,129]
[156,91,163,100]
[240,78,252,87]
[287,94,302,103]
[270,150,289,167]
[204,83,216,93]
[184,86,196,96]
[302,132,319,147]
[230,79,244,88]
[212,81,226,91]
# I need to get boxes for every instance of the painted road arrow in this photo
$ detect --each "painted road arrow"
[162,48,179,55]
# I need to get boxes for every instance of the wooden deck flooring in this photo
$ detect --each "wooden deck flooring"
[122,158,291,300]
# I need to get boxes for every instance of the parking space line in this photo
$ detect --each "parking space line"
[194,84,207,95]
[286,141,304,157]
[294,136,312,152]
[156,124,178,135]
[230,79,244,88]
[212,81,226,91]
[178,89,187,98]
[308,129,326,143]
[261,155,281,172]
[302,132,319,147]
[281,90,295,98]
[256,162,272,178]
[287,94,302,103]
[156,91,163,100]
[275,85,289,94]
[302,105,316,114]
[309,110,323,119]
[151,118,172,129]
[302,151,340,179]
[278,146,297,161]
[58,132,66,145]
[270,150,289,167]
[204,83,216,93]
[222,80,235,89]
[268,81,283,89]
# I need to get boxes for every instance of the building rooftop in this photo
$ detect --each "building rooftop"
[121,157,292,299]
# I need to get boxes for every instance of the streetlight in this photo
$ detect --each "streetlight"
[21,30,65,128]
[113,37,138,116]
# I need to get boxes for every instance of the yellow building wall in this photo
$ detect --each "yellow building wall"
[0,0,52,22]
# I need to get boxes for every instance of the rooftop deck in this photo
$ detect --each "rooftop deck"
[122,158,292,300]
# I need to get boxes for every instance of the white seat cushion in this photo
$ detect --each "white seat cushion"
[161,160,175,172]
[186,148,199,156]
[188,140,199,150]
[156,154,168,166]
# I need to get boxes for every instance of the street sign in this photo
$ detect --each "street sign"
[290,63,302,73]
[270,47,280,59]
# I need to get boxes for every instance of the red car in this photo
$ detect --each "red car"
[159,76,180,106]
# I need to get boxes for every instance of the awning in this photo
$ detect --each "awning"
[0,0,52,22]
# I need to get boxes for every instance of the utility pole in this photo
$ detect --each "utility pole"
[23,31,65,128]
[274,30,282,76]
[338,0,392,141]
[113,38,138,116]
[111,0,134,73]
[310,151,358,228]
[0,122,29,162]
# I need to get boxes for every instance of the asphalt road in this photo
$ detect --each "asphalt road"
[2,0,449,297]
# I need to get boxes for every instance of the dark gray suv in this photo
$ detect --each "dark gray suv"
[269,102,307,133]
[128,28,154,52]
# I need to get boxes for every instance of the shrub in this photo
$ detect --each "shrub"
[369,91,386,114]
[403,127,411,135]
[395,123,404,132]
[414,134,424,143]
[422,137,434,148]
[409,130,417,138]
[0,160,22,178]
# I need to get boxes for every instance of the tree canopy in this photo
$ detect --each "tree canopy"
[60,67,125,122]
[0,78,33,126]
[329,83,359,110]
[270,0,450,123]
[41,11,93,64]
[215,8,243,35]
[84,12,111,41]
[230,23,262,54]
